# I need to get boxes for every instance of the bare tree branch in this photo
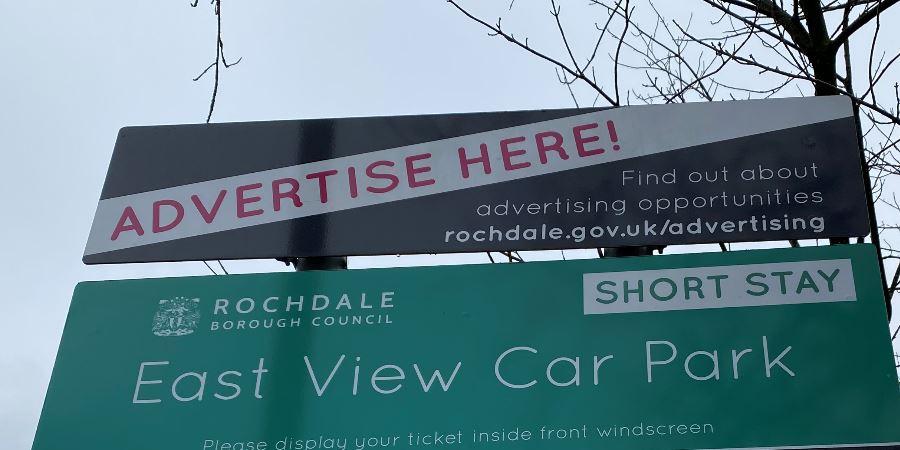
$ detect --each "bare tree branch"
[447,0,618,106]
[191,0,242,123]
[833,0,900,50]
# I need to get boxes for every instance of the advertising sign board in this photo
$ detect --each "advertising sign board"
[37,245,900,449]
[84,96,868,263]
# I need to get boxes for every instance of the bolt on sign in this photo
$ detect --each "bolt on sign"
[36,245,900,449]
[83,96,868,264]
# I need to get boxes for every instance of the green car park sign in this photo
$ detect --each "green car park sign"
[33,244,900,449]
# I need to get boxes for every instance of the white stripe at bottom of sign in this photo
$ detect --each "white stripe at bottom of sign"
[694,443,900,449]
[582,258,856,315]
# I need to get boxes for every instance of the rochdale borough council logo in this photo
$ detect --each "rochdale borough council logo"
[152,297,200,337]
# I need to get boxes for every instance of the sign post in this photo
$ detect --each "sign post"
[83,96,869,264]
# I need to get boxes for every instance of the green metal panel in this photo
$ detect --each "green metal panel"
[34,245,900,449]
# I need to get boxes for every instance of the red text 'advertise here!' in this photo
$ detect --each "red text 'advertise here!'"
[110,119,621,242]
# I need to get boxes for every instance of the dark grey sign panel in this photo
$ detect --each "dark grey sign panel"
[84,96,868,264]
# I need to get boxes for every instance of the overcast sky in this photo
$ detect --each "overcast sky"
[2,2,899,449]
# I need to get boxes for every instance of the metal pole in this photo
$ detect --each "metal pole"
[292,257,347,271]
[849,99,891,317]
[602,246,656,258]
[277,256,347,271]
